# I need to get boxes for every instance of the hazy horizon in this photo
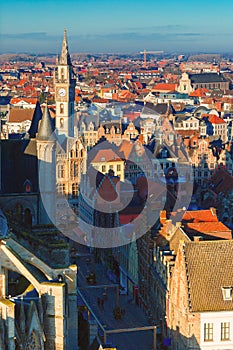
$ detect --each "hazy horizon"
[1,0,233,54]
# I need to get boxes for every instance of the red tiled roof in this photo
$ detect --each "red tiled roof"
[182,209,218,223]
[10,97,37,105]
[186,222,232,239]
[91,149,122,163]
[8,108,34,122]
[208,114,226,124]
[190,87,209,97]
[152,83,177,91]
[119,140,134,159]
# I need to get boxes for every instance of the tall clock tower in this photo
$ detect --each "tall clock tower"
[54,29,76,139]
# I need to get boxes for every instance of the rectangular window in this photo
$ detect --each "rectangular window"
[204,323,213,341]
[221,322,230,341]
[117,164,121,171]
[102,165,106,173]
[57,184,65,195]
[58,165,64,178]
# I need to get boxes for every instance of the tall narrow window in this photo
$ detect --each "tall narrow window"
[72,183,78,197]
[221,322,230,341]
[204,323,213,341]
[60,118,64,128]
[74,162,78,177]
[58,165,64,178]
[61,68,65,80]
[60,103,64,114]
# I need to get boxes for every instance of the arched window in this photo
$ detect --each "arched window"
[60,103,64,114]
[60,118,64,128]
[15,204,23,222]
[24,208,32,228]
[23,179,32,193]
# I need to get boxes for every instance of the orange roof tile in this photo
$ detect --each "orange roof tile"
[208,114,226,124]
[186,222,232,239]
[190,87,210,97]
[182,209,218,223]
[152,83,177,91]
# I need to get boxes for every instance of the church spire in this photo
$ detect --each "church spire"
[59,28,71,65]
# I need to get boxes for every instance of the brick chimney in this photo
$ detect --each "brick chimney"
[160,210,167,225]
[210,207,217,216]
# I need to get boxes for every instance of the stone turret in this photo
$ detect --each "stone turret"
[36,104,56,224]
[37,104,55,141]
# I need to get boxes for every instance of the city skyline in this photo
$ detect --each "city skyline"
[0,0,233,54]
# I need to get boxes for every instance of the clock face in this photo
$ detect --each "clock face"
[58,88,66,97]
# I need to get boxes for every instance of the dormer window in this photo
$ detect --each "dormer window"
[222,287,232,301]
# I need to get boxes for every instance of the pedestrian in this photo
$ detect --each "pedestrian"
[102,291,107,301]
[100,298,104,310]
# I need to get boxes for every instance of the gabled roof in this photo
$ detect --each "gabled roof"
[189,87,210,97]
[184,240,233,312]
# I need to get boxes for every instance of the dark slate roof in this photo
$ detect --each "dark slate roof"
[190,73,228,84]
[78,113,99,130]
[0,96,11,105]
[28,101,43,138]
[143,102,175,116]
[184,240,233,312]
[0,209,8,238]
[101,121,121,130]
[1,140,39,194]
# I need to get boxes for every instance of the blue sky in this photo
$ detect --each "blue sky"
[0,0,233,54]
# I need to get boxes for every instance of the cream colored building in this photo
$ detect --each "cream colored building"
[91,149,125,181]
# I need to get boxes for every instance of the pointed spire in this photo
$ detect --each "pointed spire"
[20,297,26,336]
[37,104,55,141]
[59,28,71,65]
[28,100,43,138]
